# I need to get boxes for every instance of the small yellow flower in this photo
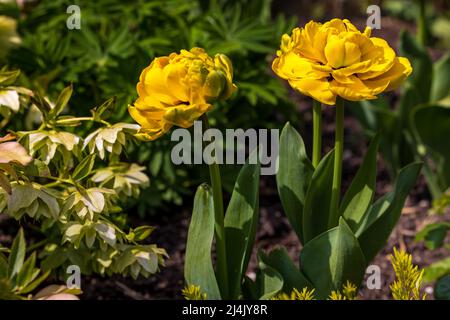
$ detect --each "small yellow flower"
[389,247,427,300]
[182,284,207,300]
[129,48,236,140]
[329,281,358,300]
[272,287,315,300]
[272,18,412,105]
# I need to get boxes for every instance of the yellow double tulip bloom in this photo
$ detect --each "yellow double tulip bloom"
[272,18,412,105]
[129,48,236,140]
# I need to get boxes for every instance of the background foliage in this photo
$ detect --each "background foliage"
[1,0,297,215]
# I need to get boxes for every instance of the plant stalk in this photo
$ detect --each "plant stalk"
[417,0,428,46]
[329,98,344,227]
[312,100,322,168]
[200,114,229,299]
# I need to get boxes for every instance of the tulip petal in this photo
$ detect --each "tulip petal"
[369,57,413,92]
[330,76,378,101]
[144,64,180,105]
[358,37,396,80]
[289,78,336,105]
[163,103,213,128]
[273,52,330,80]
[128,105,172,140]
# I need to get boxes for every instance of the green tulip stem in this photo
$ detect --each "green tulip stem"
[201,114,229,299]
[417,0,427,46]
[329,98,344,227]
[312,100,322,168]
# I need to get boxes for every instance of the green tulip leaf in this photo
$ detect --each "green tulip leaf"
[259,246,312,293]
[413,105,450,188]
[276,122,314,244]
[357,162,422,263]
[431,53,450,102]
[435,275,450,300]
[415,222,450,250]
[302,149,335,243]
[424,258,450,283]
[224,159,260,299]
[399,30,433,105]
[184,184,221,300]
[257,250,284,300]
[341,134,380,232]
[300,217,366,299]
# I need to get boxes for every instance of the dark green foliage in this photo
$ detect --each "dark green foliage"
[1,0,297,215]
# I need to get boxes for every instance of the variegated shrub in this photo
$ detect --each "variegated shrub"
[0,68,166,283]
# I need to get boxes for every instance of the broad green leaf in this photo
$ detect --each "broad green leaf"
[348,99,399,175]
[8,184,39,215]
[38,189,60,219]
[41,246,67,271]
[399,30,433,105]
[259,247,311,293]
[184,184,221,300]
[95,223,116,246]
[8,228,26,279]
[224,160,260,299]
[23,159,50,177]
[114,249,135,273]
[85,227,96,248]
[257,250,284,300]
[415,222,450,250]
[72,154,96,181]
[431,53,450,101]
[424,258,450,282]
[64,223,84,244]
[241,275,260,300]
[435,275,450,300]
[413,105,450,188]
[276,122,314,243]
[341,134,380,232]
[300,218,366,299]
[357,162,422,262]
[84,188,107,213]
[302,149,335,243]
[135,251,158,274]
[49,84,73,118]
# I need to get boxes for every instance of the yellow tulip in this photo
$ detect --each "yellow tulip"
[272,19,412,105]
[129,48,237,140]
